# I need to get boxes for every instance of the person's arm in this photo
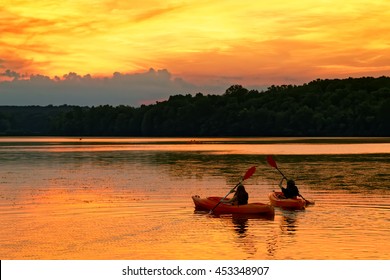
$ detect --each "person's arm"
[278,177,285,189]
[224,189,236,203]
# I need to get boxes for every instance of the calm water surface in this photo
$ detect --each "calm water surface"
[0,137,389,259]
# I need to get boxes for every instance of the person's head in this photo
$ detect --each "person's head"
[237,184,246,192]
[287,179,295,187]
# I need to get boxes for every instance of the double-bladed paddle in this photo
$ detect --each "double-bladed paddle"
[209,166,256,214]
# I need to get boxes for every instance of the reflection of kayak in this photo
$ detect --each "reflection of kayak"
[192,195,275,216]
[268,191,306,210]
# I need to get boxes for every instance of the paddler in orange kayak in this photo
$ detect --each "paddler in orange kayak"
[278,178,300,199]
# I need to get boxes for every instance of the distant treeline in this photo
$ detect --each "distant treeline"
[1,76,390,136]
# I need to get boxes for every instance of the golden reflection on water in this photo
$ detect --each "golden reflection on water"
[0,137,389,260]
[1,183,390,259]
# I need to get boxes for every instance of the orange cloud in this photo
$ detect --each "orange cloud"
[1,0,389,88]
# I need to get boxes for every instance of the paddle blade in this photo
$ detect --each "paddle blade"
[266,155,278,169]
[243,166,256,180]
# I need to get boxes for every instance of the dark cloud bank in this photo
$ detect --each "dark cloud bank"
[0,68,231,107]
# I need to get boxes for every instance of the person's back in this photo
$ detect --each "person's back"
[235,185,248,205]
[282,179,299,198]
[228,184,249,205]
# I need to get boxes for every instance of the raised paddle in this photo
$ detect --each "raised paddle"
[266,155,287,179]
[266,155,314,205]
[209,166,256,214]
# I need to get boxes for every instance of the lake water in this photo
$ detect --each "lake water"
[0,137,389,260]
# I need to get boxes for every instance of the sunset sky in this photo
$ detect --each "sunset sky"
[1,0,390,106]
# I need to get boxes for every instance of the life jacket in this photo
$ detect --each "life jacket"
[282,185,299,198]
[236,190,249,205]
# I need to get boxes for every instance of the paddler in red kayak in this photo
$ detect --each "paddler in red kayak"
[278,178,300,199]
[226,184,249,205]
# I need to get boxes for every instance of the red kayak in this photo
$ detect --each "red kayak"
[192,195,275,216]
[268,191,306,210]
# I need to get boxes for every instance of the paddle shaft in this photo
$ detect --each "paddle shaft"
[275,167,287,180]
[298,193,310,203]
[209,181,242,213]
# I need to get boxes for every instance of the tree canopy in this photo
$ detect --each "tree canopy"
[1,76,389,136]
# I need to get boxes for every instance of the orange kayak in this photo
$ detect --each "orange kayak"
[192,195,275,216]
[268,191,306,210]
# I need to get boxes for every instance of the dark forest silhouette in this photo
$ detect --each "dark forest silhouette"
[1,76,390,136]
